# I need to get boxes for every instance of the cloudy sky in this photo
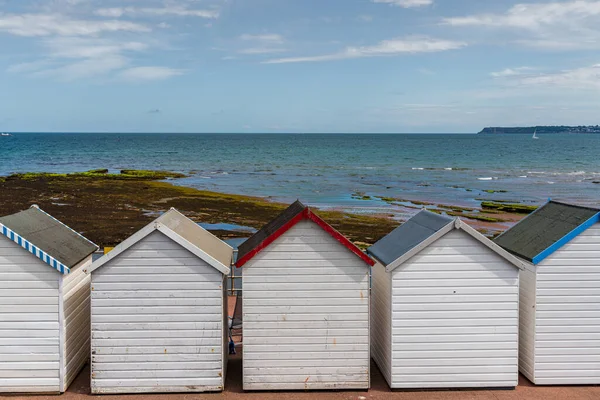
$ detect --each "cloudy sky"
[1,0,599,133]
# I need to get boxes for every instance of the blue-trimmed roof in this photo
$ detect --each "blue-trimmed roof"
[494,201,600,265]
[367,210,454,266]
[0,206,98,274]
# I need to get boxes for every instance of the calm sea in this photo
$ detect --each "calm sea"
[1,133,599,217]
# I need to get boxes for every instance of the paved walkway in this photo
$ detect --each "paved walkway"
[3,353,598,400]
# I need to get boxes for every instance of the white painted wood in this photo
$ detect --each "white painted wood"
[530,223,600,385]
[242,220,370,391]
[90,231,226,394]
[61,256,92,392]
[0,235,61,393]
[370,262,392,387]
[388,230,520,389]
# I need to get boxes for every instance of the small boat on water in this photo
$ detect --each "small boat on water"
[1,133,11,136]
[532,129,539,139]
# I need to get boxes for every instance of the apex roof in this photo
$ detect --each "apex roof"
[494,200,600,264]
[236,200,374,267]
[87,208,232,275]
[0,206,98,274]
[368,209,524,272]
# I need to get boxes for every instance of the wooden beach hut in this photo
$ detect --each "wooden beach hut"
[235,200,375,391]
[86,208,232,394]
[0,205,98,393]
[494,200,600,385]
[367,210,525,390]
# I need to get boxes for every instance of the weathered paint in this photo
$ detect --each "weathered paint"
[371,229,520,389]
[90,230,226,394]
[61,256,92,392]
[370,262,392,387]
[242,220,370,391]
[528,223,600,384]
[0,236,91,393]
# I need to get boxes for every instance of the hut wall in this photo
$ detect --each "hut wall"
[61,255,92,391]
[390,230,519,389]
[533,223,600,384]
[242,220,370,390]
[0,235,61,393]
[518,264,536,382]
[370,262,392,387]
[90,230,225,394]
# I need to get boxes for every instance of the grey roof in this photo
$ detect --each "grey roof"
[156,209,233,268]
[0,206,98,268]
[237,200,307,264]
[368,210,454,266]
[494,201,600,263]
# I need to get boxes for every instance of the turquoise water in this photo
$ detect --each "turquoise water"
[1,133,599,216]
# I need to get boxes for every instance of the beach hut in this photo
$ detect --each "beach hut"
[367,210,525,390]
[494,200,600,385]
[236,200,375,391]
[0,205,98,393]
[86,208,232,394]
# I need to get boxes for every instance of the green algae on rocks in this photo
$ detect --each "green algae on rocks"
[481,201,538,214]
[8,169,186,181]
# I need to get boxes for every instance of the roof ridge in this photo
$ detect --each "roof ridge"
[549,200,600,212]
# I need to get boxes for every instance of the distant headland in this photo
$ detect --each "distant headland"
[478,125,600,134]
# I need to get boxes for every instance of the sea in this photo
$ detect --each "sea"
[1,133,599,220]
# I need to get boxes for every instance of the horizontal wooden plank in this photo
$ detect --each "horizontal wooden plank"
[92,346,221,355]
[92,354,222,363]
[0,370,58,378]
[92,314,222,323]
[0,314,59,322]
[243,359,368,368]
[92,369,222,379]
[244,343,368,352]
[92,329,222,339]
[243,328,367,337]
[91,361,222,371]
[392,287,518,296]
[392,349,517,359]
[243,313,367,322]
[99,258,211,267]
[393,310,517,319]
[0,338,59,346]
[92,282,221,291]
[0,289,57,298]
[92,290,221,299]
[392,318,516,327]
[243,351,368,360]
[244,275,368,284]
[243,305,368,314]
[243,259,366,268]
[0,305,58,313]
[242,374,368,384]
[91,385,223,394]
[92,338,221,347]
[243,321,369,330]
[0,362,59,370]
[92,306,222,315]
[91,266,215,275]
[248,251,359,261]
[91,377,223,388]
[244,290,365,299]
[393,334,517,344]
[244,267,368,276]
[392,295,517,304]
[393,357,517,367]
[393,279,518,288]
[393,342,516,351]
[0,378,60,386]
[244,336,369,345]
[243,381,368,390]
[93,274,221,283]
[0,281,58,289]
[92,322,222,331]
[0,354,59,362]
[244,283,366,291]
[393,365,516,375]
[393,303,517,312]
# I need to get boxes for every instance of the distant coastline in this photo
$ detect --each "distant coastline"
[479,125,600,134]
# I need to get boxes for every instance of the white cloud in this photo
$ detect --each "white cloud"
[119,66,185,81]
[444,0,600,50]
[95,6,219,19]
[238,34,286,55]
[490,67,535,77]
[518,64,600,89]
[372,0,433,8]
[264,36,466,64]
[0,13,149,37]
[240,34,285,44]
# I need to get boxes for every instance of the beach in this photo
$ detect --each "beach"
[0,170,530,247]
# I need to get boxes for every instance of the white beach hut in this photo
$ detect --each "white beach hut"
[367,210,525,390]
[0,205,98,393]
[494,200,600,385]
[235,200,375,391]
[86,208,232,394]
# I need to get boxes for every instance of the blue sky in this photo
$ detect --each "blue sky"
[1,0,599,133]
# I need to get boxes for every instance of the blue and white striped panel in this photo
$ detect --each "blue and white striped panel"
[0,223,70,274]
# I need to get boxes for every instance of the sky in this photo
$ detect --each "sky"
[0,0,599,133]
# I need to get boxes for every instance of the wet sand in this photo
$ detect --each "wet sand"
[0,171,526,247]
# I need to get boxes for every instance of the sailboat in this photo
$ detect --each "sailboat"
[1,133,11,136]
[532,129,539,139]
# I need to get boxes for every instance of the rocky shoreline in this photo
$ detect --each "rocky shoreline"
[0,170,532,248]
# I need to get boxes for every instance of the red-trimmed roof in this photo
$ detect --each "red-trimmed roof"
[236,200,374,267]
